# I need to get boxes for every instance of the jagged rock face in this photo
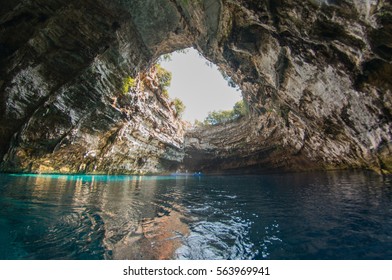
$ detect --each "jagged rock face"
[0,0,391,174]
[0,0,187,174]
[185,0,392,174]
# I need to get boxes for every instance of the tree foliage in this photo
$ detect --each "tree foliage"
[155,64,186,118]
[233,99,247,117]
[156,64,172,89]
[155,64,172,98]
[204,110,233,125]
[122,65,186,119]
[219,69,239,89]
[173,98,186,118]
[122,76,137,94]
[203,100,247,125]
[160,53,172,62]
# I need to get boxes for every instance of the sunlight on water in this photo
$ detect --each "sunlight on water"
[0,171,392,260]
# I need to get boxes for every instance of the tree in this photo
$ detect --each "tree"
[233,100,247,117]
[219,69,239,89]
[160,53,172,62]
[173,98,186,118]
[156,64,172,89]
[203,100,247,125]
[194,119,204,127]
[204,110,233,125]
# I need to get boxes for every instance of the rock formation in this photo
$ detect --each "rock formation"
[0,0,391,174]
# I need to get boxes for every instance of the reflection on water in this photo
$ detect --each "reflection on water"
[0,171,391,260]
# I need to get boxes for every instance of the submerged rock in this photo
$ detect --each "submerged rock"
[0,0,391,174]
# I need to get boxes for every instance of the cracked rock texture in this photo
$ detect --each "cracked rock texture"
[0,0,391,174]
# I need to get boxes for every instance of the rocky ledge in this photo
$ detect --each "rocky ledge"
[0,0,391,174]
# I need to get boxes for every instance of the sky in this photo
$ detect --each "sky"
[159,48,242,122]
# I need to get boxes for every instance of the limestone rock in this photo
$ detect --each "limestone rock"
[0,0,391,174]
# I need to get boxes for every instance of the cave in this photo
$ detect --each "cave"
[0,0,391,175]
[2,0,392,263]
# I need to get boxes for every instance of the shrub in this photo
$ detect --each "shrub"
[233,100,248,118]
[122,76,136,94]
[203,100,248,125]
[162,89,169,99]
[219,69,239,89]
[156,64,172,90]
[204,109,234,125]
[173,98,186,118]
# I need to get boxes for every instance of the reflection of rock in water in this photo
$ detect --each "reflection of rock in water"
[174,218,257,260]
[111,207,189,260]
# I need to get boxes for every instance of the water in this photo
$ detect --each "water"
[0,171,391,260]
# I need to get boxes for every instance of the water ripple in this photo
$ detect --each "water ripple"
[0,171,392,259]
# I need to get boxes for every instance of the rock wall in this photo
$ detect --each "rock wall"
[186,0,392,174]
[0,0,391,174]
[0,0,186,174]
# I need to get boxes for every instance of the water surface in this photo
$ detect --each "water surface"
[0,171,391,259]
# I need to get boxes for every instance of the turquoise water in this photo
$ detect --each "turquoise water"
[0,171,391,260]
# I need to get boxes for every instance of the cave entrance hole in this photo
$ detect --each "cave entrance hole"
[157,48,245,125]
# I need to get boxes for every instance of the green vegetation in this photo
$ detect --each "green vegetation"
[233,99,248,116]
[156,65,172,88]
[155,64,186,119]
[156,64,172,98]
[122,76,136,94]
[158,49,191,63]
[219,69,238,89]
[202,100,248,126]
[160,53,172,62]
[173,98,186,118]
[204,110,235,125]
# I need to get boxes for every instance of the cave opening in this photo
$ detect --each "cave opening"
[157,48,245,125]
[0,0,389,176]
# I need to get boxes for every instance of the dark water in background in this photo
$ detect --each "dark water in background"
[0,171,391,260]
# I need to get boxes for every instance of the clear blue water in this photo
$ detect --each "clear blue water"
[0,171,391,260]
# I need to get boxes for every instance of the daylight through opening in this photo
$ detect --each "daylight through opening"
[158,48,244,125]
